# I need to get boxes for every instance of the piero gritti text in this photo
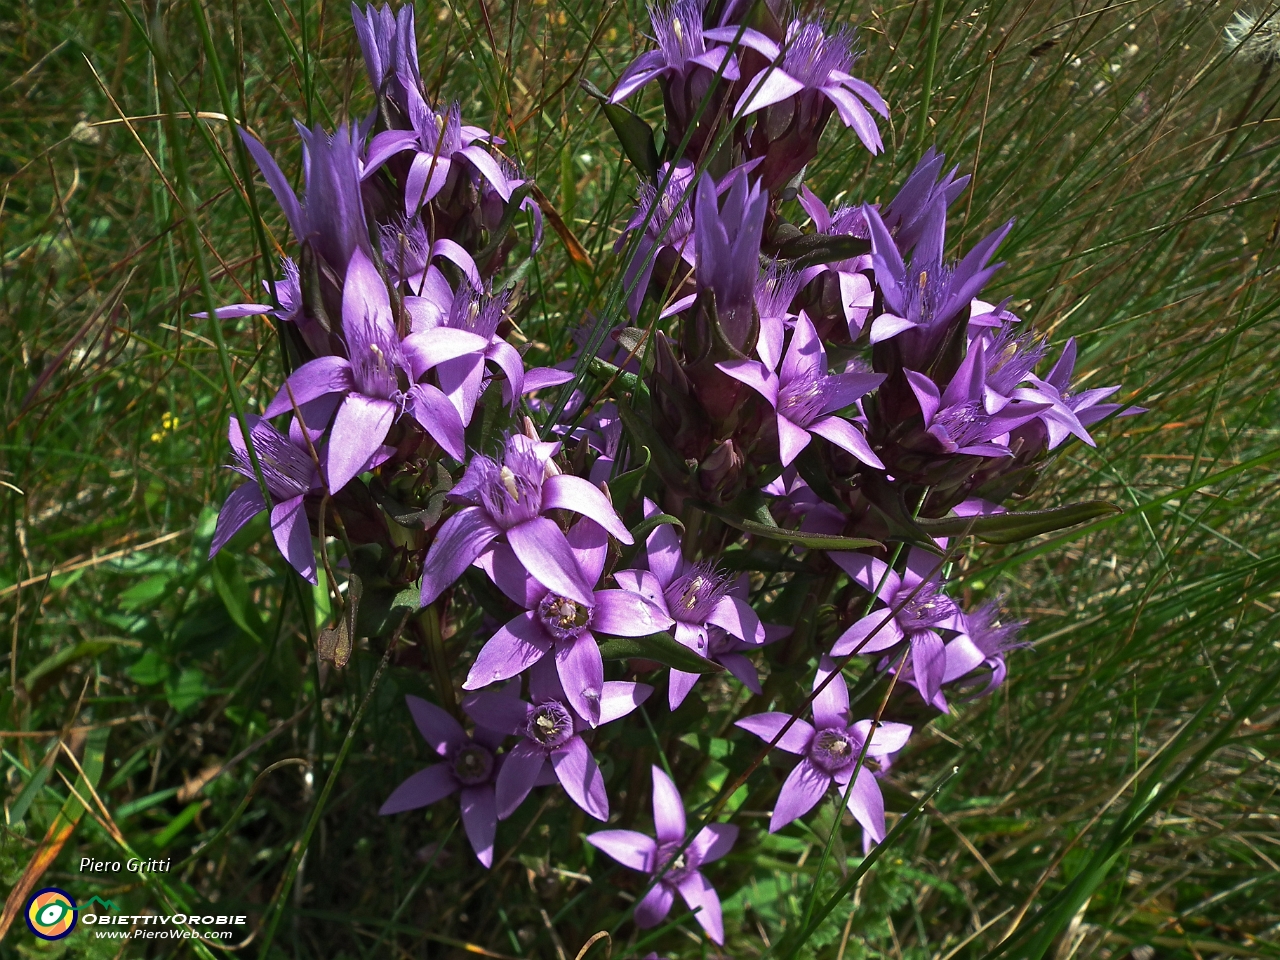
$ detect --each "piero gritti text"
[80,857,172,873]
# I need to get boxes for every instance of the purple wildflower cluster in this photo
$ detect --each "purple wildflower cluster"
[203,0,1143,949]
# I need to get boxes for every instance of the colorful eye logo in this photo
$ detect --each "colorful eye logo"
[25,888,77,940]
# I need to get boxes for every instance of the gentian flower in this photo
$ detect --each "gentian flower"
[941,599,1026,698]
[877,148,970,257]
[379,215,480,317]
[240,124,371,279]
[586,765,738,944]
[794,189,875,340]
[1011,337,1144,450]
[614,499,764,709]
[736,18,887,159]
[736,659,911,840]
[903,338,1050,457]
[379,694,507,867]
[618,161,697,320]
[351,2,419,110]
[363,98,512,214]
[464,519,672,726]
[210,415,323,583]
[262,247,469,489]
[693,170,767,350]
[828,548,962,711]
[718,312,885,468]
[864,198,1013,369]
[418,433,635,608]
[463,657,652,821]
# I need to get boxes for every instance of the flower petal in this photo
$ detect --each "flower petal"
[556,632,605,728]
[326,394,397,493]
[239,128,303,238]
[362,129,418,176]
[406,694,467,755]
[495,740,549,819]
[262,356,353,418]
[777,414,813,467]
[844,765,886,844]
[379,764,457,814]
[734,68,806,117]
[770,758,830,833]
[689,823,738,867]
[406,383,468,459]
[716,359,779,404]
[460,145,513,201]
[677,871,725,945]
[707,595,765,644]
[464,612,552,690]
[461,690,533,736]
[598,681,652,724]
[210,483,267,558]
[812,658,850,730]
[851,719,913,756]
[420,506,501,605]
[592,589,673,638]
[651,765,686,843]
[402,328,489,378]
[269,495,316,583]
[508,517,595,606]
[551,735,608,820]
[542,474,633,543]
[567,516,610,586]
[668,668,699,710]
[809,416,885,469]
[633,883,674,929]
[734,713,813,754]
[585,830,655,872]
[460,784,498,868]
[830,612,904,656]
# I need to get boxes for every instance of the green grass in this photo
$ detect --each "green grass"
[3,0,1280,958]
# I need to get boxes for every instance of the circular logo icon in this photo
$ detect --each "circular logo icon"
[25,888,77,940]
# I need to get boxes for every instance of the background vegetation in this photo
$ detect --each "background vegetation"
[2,0,1279,957]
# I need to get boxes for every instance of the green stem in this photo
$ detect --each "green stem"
[915,0,948,154]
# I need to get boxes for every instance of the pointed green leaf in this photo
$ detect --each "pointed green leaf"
[693,500,881,551]
[917,500,1121,544]
[609,445,651,507]
[599,632,724,674]
[774,233,871,270]
[580,79,660,178]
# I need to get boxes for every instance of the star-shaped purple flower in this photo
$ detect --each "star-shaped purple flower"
[586,765,738,944]
[614,499,764,709]
[736,659,911,841]
[261,247,469,490]
[463,657,652,822]
[718,312,885,468]
[464,518,672,726]
[418,433,635,608]
[210,415,323,583]
[379,694,507,867]
[828,548,962,711]
[904,338,1050,458]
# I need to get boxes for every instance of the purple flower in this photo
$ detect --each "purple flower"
[418,434,635,608]
[619,161,697,320]
[363,98,512,214]
[614,499,764,709]
[463,519,672,726]
[404,284,526,425]
[794,189,875,340]
[586,765,738,944]
[1011,337,1145,450]
[379,215,480,313]
[736,659,911,840]
[209,416,323,583]
[904,338,1050,457]
[694,170,767,350]
[351,2,420,108]
[262,247,468,489]
[864,197,1013,369]
[463,657,652,821]
[735,19,887,154]
[379,694,506,867]
[609,0,779,103]
[942,599,1026,698]
[718,312,885,468]
[828,548,962,711]
[878,148,970,257]
[240,124,371,280]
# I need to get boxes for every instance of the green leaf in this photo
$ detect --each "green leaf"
[693,500,881,551]
[211,552,269,643]
[773,233,871,270]
[127,649,171,686]
[609,445,651,507]
[23,640,116,689]
[916,500,1122,544]
[580,79,659,178]
[630,511,683,543]
[166,666,211,712]
[599,632,724,674]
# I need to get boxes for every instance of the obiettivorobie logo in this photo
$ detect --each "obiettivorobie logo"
[24,888,77,941]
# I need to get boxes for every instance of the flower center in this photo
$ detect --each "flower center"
[778,372,827,427]
[897,583,958,631]
[538,594,593,641]
[527,702,574,748]
[932,400,989,447]
[809,728,857,773]
[452,743,494,785]
[664,562,728,625]
[654,841,694,884]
